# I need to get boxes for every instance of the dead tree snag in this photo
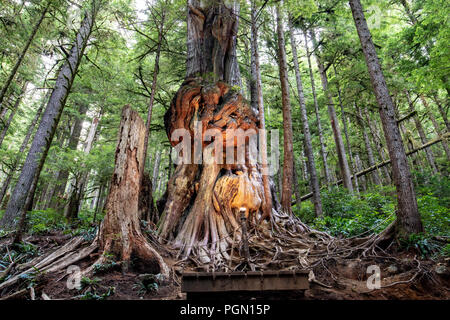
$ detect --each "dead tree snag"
[99,105,169,275]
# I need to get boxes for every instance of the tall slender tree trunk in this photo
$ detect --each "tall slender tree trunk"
[355,153,367,191]
[292,159,302,210]
[65,113,100,221]
[276,3,294,214]
[303,29,331,185]
[0,82,27,147]
[405,91,439,174]
[0,3,49,112]
[50,102,89,209]
[349,0,423,235]
[310,30,353,193]
[422,96,450,160]
[141,8,165,182]
[250,0,272,220]
[364,108,392,184]
[432,94,450,131]
[0,91,47,204]
[334,66,359,193]
[151,150,161,190]
[300,151,308,181]
[0,0,100,229]
[288,17,322,216]
[356,103,381,186]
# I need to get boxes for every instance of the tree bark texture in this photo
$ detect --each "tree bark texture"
[276,4,294,214]
[99,105,168,275]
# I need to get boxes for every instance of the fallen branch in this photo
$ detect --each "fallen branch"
[0,288,28,300]
[397,110,416,124]
[0,261,16,281]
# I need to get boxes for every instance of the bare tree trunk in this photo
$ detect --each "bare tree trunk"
[0,3,49,112]
[334,66,359,193]
[349,0,423,235]
[0,1,100,229]
[0,82,27,148]
[293,159,302,210]
[356,103,381,186]
[276,3,294,214]
[65,113,100,221]
[98,105,169,275]
[250,0,272,220]
[405,91,439,174]
[141,7,165,181]
[433,94,450,131]
[93,183,104,223]
[303,29,332,185]
[354,153,367,191]
[51,102,89,209]
[288,17,322,216]
[311,30,353,192]
[151,150,161,190]
[300,151,308,181]
[422,96,450,160]
[0,91,47,203]
[364,108,392,184]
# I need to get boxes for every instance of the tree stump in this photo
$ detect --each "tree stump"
[98,105,169,276]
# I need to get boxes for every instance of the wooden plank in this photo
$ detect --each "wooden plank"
[181,271,309,293]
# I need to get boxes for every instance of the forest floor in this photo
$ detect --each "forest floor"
[0,231,449,300]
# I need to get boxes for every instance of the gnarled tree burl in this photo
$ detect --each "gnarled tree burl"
[159,1,264,264]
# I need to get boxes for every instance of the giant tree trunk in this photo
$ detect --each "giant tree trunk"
[349,0,423,236]
[288,18,322,216]
[0,0,100,229]
[157,1,277,267]
[98,105,169,275]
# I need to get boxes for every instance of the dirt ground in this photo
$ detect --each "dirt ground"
[1,232,449,300]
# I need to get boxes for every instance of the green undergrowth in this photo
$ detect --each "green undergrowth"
[0,207,101,240]
[295,172,450,258]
